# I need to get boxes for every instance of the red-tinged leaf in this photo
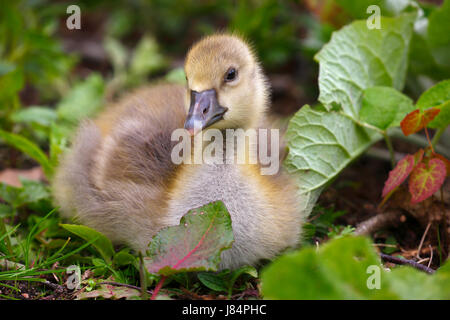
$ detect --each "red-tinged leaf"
[423,108,441,126]
[144,201,233,276]
[433,153,450,176]
[400,110,422,136]
[400,108,440,136]
[409,158,446,204]
[382,154,415,198]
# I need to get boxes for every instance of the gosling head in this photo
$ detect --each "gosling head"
[184,34,269,135]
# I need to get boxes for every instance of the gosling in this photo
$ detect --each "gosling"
[53,34,306,270]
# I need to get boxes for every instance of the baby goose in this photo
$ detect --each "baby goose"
[53,34,306,270]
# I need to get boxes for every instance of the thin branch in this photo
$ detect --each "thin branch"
[42,280,65,292]
[431,127,446,148]
[428,245,433,269]
[416,221,432,260]
[354,210,402,235]
[380,253,435,274]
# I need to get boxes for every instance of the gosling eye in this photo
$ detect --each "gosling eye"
[224,68,238,83]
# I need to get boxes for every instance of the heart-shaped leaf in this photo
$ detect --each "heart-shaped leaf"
[315,14,415,117]
[433,153,450,176]
[409,158,447,204]
[382,153,416,198]
[144,201,234,276]
[284,105,381,215]
[400,108,440,136]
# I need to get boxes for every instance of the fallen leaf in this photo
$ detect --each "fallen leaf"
[409,158,446,204]
[0,167,44,187]
[76,283,140,300]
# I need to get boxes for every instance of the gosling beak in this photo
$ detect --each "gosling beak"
[184,89,228,136]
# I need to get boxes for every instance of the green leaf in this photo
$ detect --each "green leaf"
[165,68,187,85]
[10,106,57,127]
[284,105,380,214]
[104,37,128,74]
[0,68,24,102]
[416,79,450,129]
[113,249,136,267]
[61,224,115,263]
[0,61,16,76]
[144,201,234,276]
[49,123,69,168]
[427,0,450,67]
[0,179,49,209]
[228,265,258,293]
[129,36,166,77]
[19,178,50,204]
[315,14,415,118]
[360,86,415,130]
[57,73,105,124]
[0,183,21,206]
[261,236,450,299]
[0,129,52,177]
[197,272,229,292]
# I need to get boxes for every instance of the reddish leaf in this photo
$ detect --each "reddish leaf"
[400,108,440,136]
[144,201,233,276]
[409,158,446,204]
[382,154,415,198]
[433,153,450,176]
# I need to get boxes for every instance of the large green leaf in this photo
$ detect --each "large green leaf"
[144,201,234,276]
[61,224,115,263]
[315,14,415,118]
[284,15,415,214]
[284,105,380,214]
[360,86,415,130]
[416,79,450,129]
[261,236,450,299]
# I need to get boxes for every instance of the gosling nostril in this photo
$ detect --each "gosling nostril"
[202,105,210,115]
